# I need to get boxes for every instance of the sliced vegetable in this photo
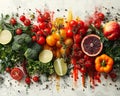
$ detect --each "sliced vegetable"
[0,30,12,45]
[39,50,53,63]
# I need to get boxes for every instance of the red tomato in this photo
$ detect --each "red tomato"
[36,30,44,36]
[39,22,46,29]
[97,12,104,20]
[24,19,31,26]
[73,43,80,51]
[10,68,24,81]
[94,19,101,28]
[44,28,51,36]
[69,20,78,28]
[16,28,22,35]
[78,28,86,36]
[6,67,11,73]
[32,35,37,42]
[37,15,44,23]
[77,20,84,29]
[66,27,73,38]
[37,36,46,45]
[20,15,26,22]
[32,76,39,82]
[25,77,31,84]
[74,34,82,44]
[10,17,17,25]
[43,12,50,21]
[31,25,39,32]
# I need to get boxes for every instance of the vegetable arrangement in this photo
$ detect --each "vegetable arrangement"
[0,8,120,88]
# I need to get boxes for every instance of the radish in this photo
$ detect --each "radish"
[0,30,12,45]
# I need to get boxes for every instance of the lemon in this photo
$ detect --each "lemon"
[39,50,53,63]
[54,58,67,76]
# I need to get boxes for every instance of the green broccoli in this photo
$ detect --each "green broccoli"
[31,43,42,52]
[12,42,21,51]
[24,48,38,60]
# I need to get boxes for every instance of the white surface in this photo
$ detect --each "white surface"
[0,0,120,96]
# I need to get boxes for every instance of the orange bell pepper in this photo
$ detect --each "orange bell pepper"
[95,54,114,73]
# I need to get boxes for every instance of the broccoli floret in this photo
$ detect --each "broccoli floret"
[31,43,42,52]
[24,36,32,44]
[12,43,21,51]
[24,48,38,60]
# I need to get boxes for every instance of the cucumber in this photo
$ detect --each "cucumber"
[0,30,12,45]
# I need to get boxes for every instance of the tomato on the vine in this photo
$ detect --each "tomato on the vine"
[46,35,56,46]
[6,67,11,73]
[39,22,46,29]
[10,68,24,81]
[74,34,82,44]
[20,15,26,22]
[37,15,44,23]
[25,77,31,84]
[69,20,78,28]
[16,28,22,35]
[43,12,50,21]
[24,19,31,26]
[32,76,39,82]
[32,35,37,42]
[97,12,104,20]
[36,30,44,36]
[66,27,73,38]
[10,17,17,25]
[43,28,51,36]
[77,20,84,29]
[37,36,46,45]
[31,25,39,32]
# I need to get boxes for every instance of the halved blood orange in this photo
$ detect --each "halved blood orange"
[81,34,103,57]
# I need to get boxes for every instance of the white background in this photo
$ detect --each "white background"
[0,0,120,96]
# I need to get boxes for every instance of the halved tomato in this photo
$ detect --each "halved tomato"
[10,68,24,81]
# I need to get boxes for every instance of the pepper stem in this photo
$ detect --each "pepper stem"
[101,60,106,67]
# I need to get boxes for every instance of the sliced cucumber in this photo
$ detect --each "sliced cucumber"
[0,30,12,45]
[39,50,53,63]
[54,58,68,76]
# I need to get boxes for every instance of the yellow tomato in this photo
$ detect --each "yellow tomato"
[56,40,62,48]
[65,38,73,47]
[60,47,70,56]
[46,35,56,46]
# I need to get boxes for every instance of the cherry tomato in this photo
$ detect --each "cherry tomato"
[46,35,56,46]
[74,34,82,44]
[10,68,24,81]
[20,15,26,22]
[24,19,31,26]
[36,30,44,36]
[37,36,46,45]
[32,35,37,42]
[25,77,31,84]
[37,15,44,23]
[6,67,11,73]
[31,25,39,32]
[32,76,39,82]
[66,27,73,38]
[10,17,17,25]
[16,28,22,35]
[97,12,104,20]
[77,20,84,29]
[94,19,101,28]
[73,43,80,51]
[43,28,51,36]
[69,20,78,28]
[39,22,46,29]
[78,28,86,36]
[43,12,50,21]
[65,38,73,47]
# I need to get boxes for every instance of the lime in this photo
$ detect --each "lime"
[0,30,12,45]
[39,50,53,63]
[54,58,67,76]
